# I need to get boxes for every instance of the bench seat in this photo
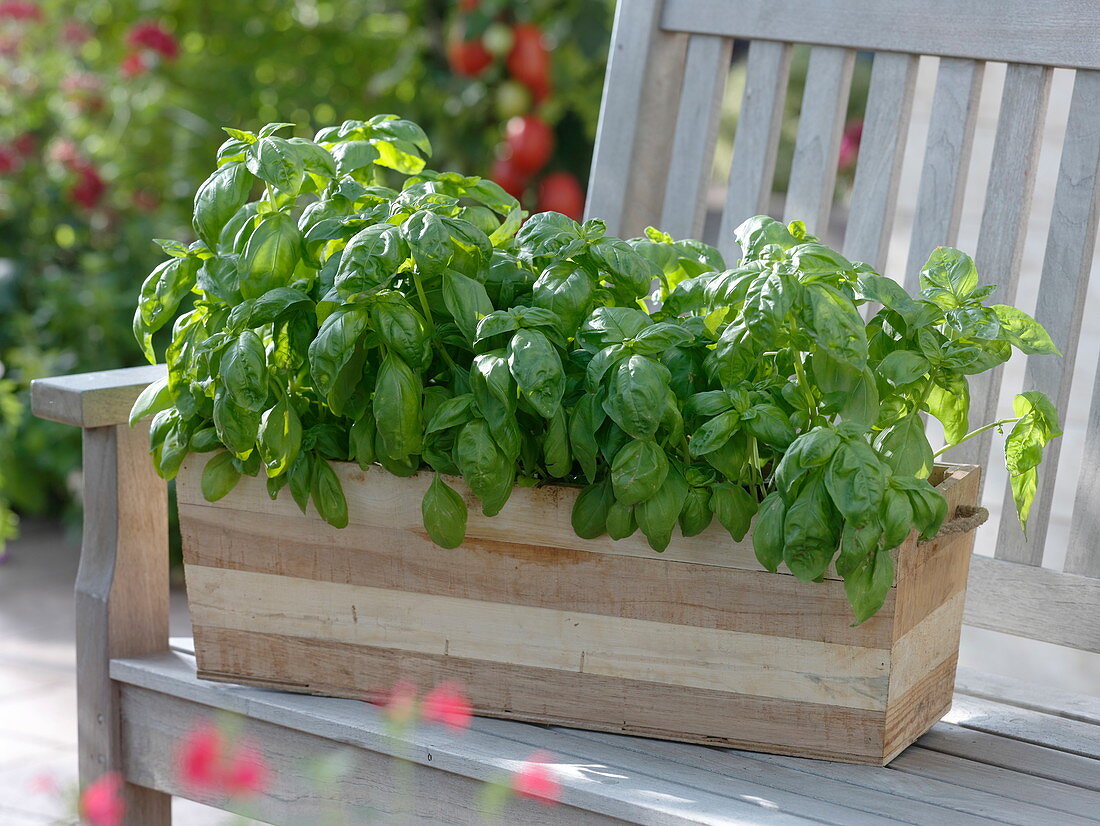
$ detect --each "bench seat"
[108,639,1100,825]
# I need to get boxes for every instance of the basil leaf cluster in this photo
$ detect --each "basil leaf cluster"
[132,117,1061,623]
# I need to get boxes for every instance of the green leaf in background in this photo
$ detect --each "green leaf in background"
[1005,391,1062,531]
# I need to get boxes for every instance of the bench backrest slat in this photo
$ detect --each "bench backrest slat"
[588,0,1100,652]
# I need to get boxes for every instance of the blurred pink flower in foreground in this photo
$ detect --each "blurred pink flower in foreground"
[79,772,125,826]
[61,20,91,46]
[223,743,270,796]
[119,51,148,79]
[126,20,179,60]
[421,681,473,731]
[175,720,271,798]
[178,722,223,791]
[513,751,560,805]
[0,1,42,22]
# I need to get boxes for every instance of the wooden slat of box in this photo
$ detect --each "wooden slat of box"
[177,459,980,765]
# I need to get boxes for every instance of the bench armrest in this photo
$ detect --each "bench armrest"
[30,365,166,428]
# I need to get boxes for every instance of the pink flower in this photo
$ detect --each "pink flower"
[223,742,269,797]
[838,117,863,172]
[126,20,179,60]
[382,679,419,725]
[0,145,17,175]
[176,722,224,791]
[28,771,59,795]
[69,162,105,209]
[0,1,42,22]
[61,20,91,46]
[119,51,148,79]
[421,681,472,731]
[79,772,126,826]
[47,137,79,167]
[513,751,560,805]
[12,131,33,156]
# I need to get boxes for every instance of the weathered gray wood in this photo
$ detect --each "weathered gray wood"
[964,555,1100,653]
[660,34,732,239]
[120,686,629,826]
[566,730,998,826]
[944,694,1100,761]
[995,69,1100,567]
[842,52,919,270]
[660,0,1100,70]
[955,666,1100,726]
[949,63,1053,469]
[1066,367,1100,576]
[888,748,1100,822]
[902,58,984,291]
[783,46,856,231]
[918,722,1100,792]
[587,0,687,237]
[78,424,170,825]
[30,364,166,428]
[718,39,793,261]
[112,650,826,826]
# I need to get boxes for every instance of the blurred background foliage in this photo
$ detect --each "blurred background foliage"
[0,0,614,550]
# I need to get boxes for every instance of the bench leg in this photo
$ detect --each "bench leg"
[76,424,171,824]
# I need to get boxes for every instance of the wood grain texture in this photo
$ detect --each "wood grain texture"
[718,39,792,262]
[660,33,732,239]
[30,364,165,428]
[180,502,896,648]
[842,51,918,270]
[954,666,1100,726]
[903,57,984,291]
[660,0,1100,70]
[586,0,687,237]
[77,424,170,824]
[783,45,856,231]
[951,64,1053,470]
[189,627,890,764]
[996,69,1100,567]
[185,565,894,710]
[964,555,1100,653]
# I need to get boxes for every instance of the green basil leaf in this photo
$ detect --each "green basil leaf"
[825,438,887,527]
[531,263,595,335]
[220,331,268,412]
[990,305,1060,355]
[576,306,652,352]
[238,212,302,299]
[753,491,786,572]
[925,373,970,444]
[678,486,712,537]
[129,377,172,427]
[603,355,669,440]
[442,270,494,344]
[688,410,740,457]
[571,478,614,539]
[569,394,604,484]
[543,409,572,477]
[783,476,840,583]
[213,388,260,459]
[258,396,303,477]
[876,350,930,386]
[422,474,468,549]
[636,466,689,551]
[844,547,894,625]
[507,329,565,419]
[611,439,668,506]
[606,500,638,540]
[710,482,758,542]
[349,415,376,469]
[741,404,795,449]
[878,414,933,479]
[919,247,978,307]
[373,353,424,462]
[311,459,349,528]
[201,451,242,502]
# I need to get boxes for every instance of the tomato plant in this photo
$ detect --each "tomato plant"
[504,115,554,174]
[133,117,1061,623]
[537,171,584,220]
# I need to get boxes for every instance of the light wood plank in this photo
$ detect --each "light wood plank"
[890,747,1100,821]
[30,364,166,428]
[567,729,999,826]
[112,651,830,825]
[918,722,1100,792]
[180,502,896,648]
[176,459,978,584]
[996,69,1100,566]
[587,0,687,238]
[1066,359,1100,575]
[954,666,1100,726]
[189,627,889,764]
[120,686,629,826]
[783,46,856,231]
[944,694,1100,761]
[888,592,966,705]
[660,0,1100,70]
[184,566,893,710]
[903,58,984,291]
[660,34,732,239]
[78,424,170,824]
[950,63,1053,468]
[718,39,793,262]
[740,747,1097,826]
[843,52,919,270]
[964,555,1100,652]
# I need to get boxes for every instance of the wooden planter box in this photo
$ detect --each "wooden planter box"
[177,459,980,765]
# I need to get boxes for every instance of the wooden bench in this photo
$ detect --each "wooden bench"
[31,0,1100,822]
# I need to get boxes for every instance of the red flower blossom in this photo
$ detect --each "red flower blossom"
[12,131,33,156]
[126,20,179,60]
[382,678,419,725]
[69,161,106,209]
[421,681,472,731]
[177,722,224,791]
[0,1,42,22]
[62,20,91,46]
[120,51,148,79]
[79,772,126,826]
[0,145,17,175]
[513,751,560,805]
[223,742,269,797]
[838,117,863,172]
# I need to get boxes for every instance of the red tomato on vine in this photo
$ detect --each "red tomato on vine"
[447,37,492,77]
[506,24,551,95]
[537,172,585,220]
[504,115,554,174]
[490,156,528,200]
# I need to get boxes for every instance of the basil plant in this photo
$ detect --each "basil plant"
[131,116,1061,622]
